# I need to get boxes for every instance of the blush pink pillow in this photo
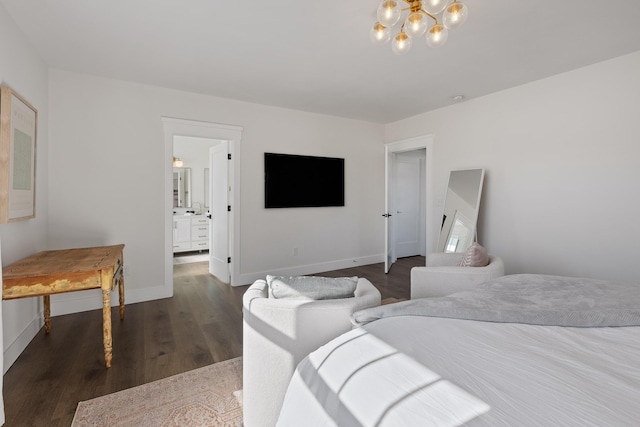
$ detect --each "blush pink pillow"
[459,243,490,267]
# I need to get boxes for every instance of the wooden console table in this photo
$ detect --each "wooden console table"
[2,244,125,368]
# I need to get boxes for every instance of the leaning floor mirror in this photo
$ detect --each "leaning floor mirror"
[438,168,485,253]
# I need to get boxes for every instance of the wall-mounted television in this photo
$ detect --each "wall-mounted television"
[265,153,345,208]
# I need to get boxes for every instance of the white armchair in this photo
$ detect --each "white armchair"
[242,277,381,427]
[411,252,505,299]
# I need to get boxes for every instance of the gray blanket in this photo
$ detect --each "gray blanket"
[352,274,640,327]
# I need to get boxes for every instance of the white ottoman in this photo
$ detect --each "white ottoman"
[411,252,505,299]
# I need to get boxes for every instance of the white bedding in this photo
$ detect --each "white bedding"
[277,315,640,426]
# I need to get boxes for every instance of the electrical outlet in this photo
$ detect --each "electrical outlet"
[293,247,299,256]
[123,265,130,275]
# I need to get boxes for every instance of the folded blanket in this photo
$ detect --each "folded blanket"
[352,274,640,327]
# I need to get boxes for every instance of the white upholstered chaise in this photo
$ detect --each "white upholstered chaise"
[242,277,381,427]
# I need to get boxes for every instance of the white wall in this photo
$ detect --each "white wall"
[47,69,385,311]
[385,50,640,284]
[0,3,50,372]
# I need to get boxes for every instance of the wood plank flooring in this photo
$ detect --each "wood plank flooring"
[2,256,423,426]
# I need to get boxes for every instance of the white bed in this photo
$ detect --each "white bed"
[277,274,640,426]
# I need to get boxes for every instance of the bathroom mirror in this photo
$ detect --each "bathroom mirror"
[438,168,485,253]
[173,167,192,208]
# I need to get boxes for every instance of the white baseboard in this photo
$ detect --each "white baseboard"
[50,285,173,316]
[234,254,384,287]
[3,314,43,374]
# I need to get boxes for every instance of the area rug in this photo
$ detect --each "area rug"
[72,357,243,427]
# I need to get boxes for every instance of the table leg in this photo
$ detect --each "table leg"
[43,295,51,333]
[119,274,125,320]
[102,286,112,368]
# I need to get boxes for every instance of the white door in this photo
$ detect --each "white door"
[394,156,421,258]
[384,151,396,273]
[209,142,229,283]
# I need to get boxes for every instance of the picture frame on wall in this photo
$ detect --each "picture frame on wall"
[0,85,37,223]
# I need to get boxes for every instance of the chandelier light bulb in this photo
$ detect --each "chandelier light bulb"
[404,11,428,38]
[377,0,401,27]
[392,32,412,55]
[443,1,468,30]
[422,0,448,15]
[426,23,448,48]
[370,22,391,45]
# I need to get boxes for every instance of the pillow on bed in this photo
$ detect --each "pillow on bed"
[266,275,358,300]
[459,243,489,267]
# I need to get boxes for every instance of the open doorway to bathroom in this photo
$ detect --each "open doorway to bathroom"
[172,136,221,266]
[163,117,242,294]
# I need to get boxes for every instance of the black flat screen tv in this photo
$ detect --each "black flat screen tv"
[265,153,345,208]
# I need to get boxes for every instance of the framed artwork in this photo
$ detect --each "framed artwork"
[0,85,37,223]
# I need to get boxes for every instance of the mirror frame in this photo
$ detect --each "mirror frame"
[438,168,485,253]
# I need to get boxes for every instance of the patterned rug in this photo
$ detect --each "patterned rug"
[72,357,243,427]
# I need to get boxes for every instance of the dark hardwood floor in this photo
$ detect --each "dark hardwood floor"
[2,256,423,426]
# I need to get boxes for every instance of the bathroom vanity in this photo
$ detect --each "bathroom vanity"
[172,214,209,253]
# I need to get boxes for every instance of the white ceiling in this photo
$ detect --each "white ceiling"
[3,0,640,123]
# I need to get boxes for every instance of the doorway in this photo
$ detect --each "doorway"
[393,150,426,258]
[162,118,243,297]
[384,135,435,273]
[172,136,221,266]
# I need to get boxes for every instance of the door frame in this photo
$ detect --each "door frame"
[384,134,436,271]
[162,117,243,296]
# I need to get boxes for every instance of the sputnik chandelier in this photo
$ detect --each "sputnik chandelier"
[370,0,468,55]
